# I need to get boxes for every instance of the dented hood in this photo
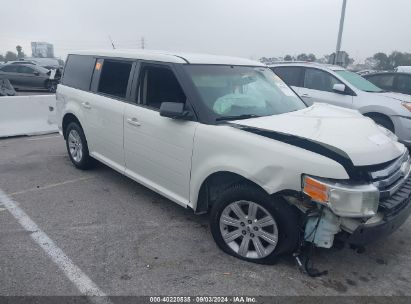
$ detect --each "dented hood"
[234,103,405,166]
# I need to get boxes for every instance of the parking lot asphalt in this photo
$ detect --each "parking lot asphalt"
[1,135,411,297]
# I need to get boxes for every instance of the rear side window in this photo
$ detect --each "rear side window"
[272,66,303,87]
[62,55,95,91]
[97,60,132,98]
[367,74,395,91]
[0,65,19,72]
[396,74,411,94]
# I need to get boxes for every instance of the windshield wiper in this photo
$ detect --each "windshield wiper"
[216,114,261,121]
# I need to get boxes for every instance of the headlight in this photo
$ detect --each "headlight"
[302,175,379,218]
[402,102,411,112]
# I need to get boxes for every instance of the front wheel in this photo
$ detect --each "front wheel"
[65,122,94,170]
[209,183,300,264]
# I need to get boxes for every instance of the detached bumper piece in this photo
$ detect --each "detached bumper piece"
[348,174,411,245]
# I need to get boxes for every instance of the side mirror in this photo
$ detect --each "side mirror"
[159,102,193,120]
[332,83,346,94]
[33,71,40,76]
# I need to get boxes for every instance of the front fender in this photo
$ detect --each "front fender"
[189,124,349,210]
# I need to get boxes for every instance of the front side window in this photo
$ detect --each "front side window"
[17,66,35,74]
[303,68,342,92]
[98,60,132,98]
[184,65,305,121]
[335,70,383,92]
[138,65,186,109]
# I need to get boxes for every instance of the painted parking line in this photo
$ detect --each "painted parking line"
[0,189,112,304]
[8,176,95,197]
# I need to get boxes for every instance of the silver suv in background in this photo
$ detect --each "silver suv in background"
[270,63,411,147]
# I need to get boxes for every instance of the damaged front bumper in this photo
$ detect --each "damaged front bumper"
[346,176,411,246]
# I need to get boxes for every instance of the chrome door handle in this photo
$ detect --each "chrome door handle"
[127,117,141,126]
[301,94,311,98]
[82,102,91,109]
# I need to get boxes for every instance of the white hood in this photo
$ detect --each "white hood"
[235,103,405,166]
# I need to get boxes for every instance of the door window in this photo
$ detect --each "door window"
[17,66,35,74]
[367,74,395,91]
[396,75,411,95]
[138,65,186,109]
[97,60,132,98]
[62,55,96,91]
[0,65,19,73]
[303,68,342,92]
[272,67,304,87]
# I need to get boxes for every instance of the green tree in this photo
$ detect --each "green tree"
[284,55,293,61]
[5,51,18,61]
[389,51,411,69]
[307,53,316,62]
[296,53,309,61]
[16,45,25,59]
[373,52,391,70]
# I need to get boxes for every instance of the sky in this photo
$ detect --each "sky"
[0,0,409,63]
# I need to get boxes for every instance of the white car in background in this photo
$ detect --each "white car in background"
[270,63,411,147]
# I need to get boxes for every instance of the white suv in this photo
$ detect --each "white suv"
[56,50,411,264]
[270,63,411,147]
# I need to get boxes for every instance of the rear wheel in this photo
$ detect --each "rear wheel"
[210,183,300,264]
[65,122,94,170]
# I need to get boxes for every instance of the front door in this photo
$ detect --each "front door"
[294,67,353,108]
[124,63,198,206]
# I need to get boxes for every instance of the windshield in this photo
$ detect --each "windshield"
[335,70,383,92]
[184,65,306,121]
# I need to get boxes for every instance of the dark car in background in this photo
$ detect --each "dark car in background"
[364,72,411,96]
[0,63,58,92]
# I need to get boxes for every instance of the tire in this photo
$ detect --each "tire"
[210,183,300,264]
[368,114,395,133]
[65,122,94,170]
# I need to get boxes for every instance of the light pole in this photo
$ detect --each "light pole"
[334,0,347,65]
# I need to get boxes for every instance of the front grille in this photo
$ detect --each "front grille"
[379,174,411,218]
[368,150,411,201]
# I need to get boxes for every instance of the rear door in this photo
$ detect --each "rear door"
[87,58,135,172]
[124,62,198,206]
[16,66,46,89]
[0,65,20,86]
[298,67,353,107]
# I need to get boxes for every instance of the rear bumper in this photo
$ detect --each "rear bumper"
[347,175,411,246]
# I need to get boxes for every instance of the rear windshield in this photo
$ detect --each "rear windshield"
[335,70,383,92]
[184,65,306,121]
